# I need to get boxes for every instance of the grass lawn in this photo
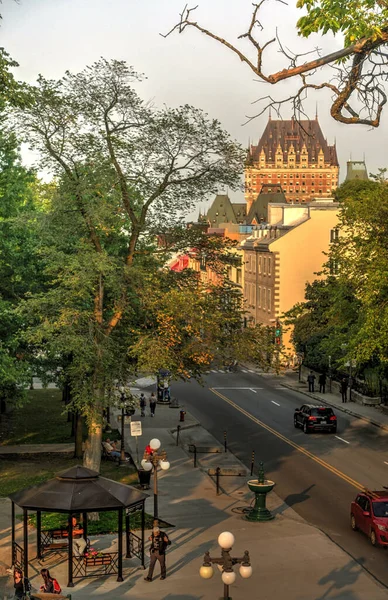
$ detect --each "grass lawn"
[0,388,72,445]
[0,455,139,497]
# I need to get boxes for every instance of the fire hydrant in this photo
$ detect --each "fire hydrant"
[179,410,186,422]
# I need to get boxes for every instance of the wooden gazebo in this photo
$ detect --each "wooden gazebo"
[9,466,149,586]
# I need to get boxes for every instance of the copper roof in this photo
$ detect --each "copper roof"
[248,118,338,166]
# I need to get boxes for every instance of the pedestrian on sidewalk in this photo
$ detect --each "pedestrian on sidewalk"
[12,567,31,599]
[39,568,62,594]
[341,377,348,403]
[144,525,171,582]
[319,372,327,394]
[149,392,157,417]
[140,393,146,417]
[307,371,316,393]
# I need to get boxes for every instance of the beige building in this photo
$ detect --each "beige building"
[241,200,339,351]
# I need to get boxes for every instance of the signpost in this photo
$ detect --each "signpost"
[130,421,142,466]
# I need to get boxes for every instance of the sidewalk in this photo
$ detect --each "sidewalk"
[2,386,388,598]
[281,370,388,432]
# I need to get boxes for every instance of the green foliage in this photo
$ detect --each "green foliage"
[288,178,388,383]
[296,0,387,46]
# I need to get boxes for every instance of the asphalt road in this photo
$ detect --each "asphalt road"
[170,369,388,588]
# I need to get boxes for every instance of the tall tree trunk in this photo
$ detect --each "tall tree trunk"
[74,412,84,459]
[83,387,104,472]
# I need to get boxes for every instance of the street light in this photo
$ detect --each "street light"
[199,531,252,600]
[141,438,170,520]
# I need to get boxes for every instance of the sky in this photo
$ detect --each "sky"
[2,0,387,211]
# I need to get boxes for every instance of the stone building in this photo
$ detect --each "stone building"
[240,200,340,351]
[245,117,339,209]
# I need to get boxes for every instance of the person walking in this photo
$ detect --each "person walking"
[307,371,316,393]
[144,524,171,582]
[341,377,348,403]
[140,393,147,417]
[319,372,327,394]
[149,392,157,417]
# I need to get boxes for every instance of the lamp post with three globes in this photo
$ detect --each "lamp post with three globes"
[141,438,170,520]
[199,531,252,600]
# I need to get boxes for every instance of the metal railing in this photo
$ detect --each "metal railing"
[12,541,24,571]
[72,551,119,579]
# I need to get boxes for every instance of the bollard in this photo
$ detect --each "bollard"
[191,444,197,468]
[216,467,221,495]
[179,410,186,422]
[176,424,181,446]
[250,450,255,476]
[223,431,227,453]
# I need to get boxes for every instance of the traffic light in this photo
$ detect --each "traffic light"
[275,321,282,345]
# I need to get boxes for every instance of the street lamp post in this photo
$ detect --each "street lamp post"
[199,531,252,600]
[141,438,170,520]
[119,403,127,467]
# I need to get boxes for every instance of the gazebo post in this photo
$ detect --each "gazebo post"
[23,508,28,578]
[37,511,42,559]
[67,513,74,588]
[82,511,88,543]
[125,510,131,558]
[11,501,15,565]
[117,507,123,582]
[141,501,145,568]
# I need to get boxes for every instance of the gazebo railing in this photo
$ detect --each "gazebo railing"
[72,552,119,579]
[12,541,24,571]
[128,530,143,561]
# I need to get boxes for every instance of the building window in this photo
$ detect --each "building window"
[262,287,266,309]
[268,258,271,275]
[258,287,261,307]
[252,285,256,307]
[258,257,262,274]
[263,257,266,274]
[330,228,339,243]
[236,269,242,285]
[267,289,271,312]
[252,254,256,273]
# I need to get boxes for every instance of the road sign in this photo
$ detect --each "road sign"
[130,421,142,437]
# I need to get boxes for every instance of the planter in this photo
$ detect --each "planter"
[84,554,112,566]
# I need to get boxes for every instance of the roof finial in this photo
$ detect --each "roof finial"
[315,102,318,120]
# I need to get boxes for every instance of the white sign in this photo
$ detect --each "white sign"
[130,421,142,437]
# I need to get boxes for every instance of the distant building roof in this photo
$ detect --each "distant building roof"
[205,194,247,227]
[345,160,369,181]
[247,118,338,166]
[246,186,286,225]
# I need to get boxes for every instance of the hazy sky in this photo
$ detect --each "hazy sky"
[2,0,387,209]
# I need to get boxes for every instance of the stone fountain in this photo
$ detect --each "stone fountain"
[245,461,275,522]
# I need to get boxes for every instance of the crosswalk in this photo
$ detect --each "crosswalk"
[205,368,271,376]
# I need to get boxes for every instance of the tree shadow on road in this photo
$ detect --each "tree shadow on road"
[271,484,315,516]
[315,557,366,599]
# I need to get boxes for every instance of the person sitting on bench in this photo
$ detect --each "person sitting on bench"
[102,438,121,459]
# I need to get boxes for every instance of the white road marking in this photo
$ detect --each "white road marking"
[384,461,388,466]
[335,436,350,445]
[248,369,256,373]
[241,370,248,373]
[250,388,257,393]
[212,387,263,390]
[218,370,225,373]
[211,369,218,373]
[271,401,280,406]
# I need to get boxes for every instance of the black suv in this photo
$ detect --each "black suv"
[294,404,337,434]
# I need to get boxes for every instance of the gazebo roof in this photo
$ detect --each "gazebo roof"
[9,465,148,512]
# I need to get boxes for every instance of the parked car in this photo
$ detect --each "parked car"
[294,404,337,433]
[351,490,388,546]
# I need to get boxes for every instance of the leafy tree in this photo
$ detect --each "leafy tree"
[14,59,245,471]
[166,1,388,126]
[288,177,388,383]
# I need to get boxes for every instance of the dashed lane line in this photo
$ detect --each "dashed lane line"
[271,401,280,406]
[250,388,257,393]
[335,436,350,445]
[210,387,364,492]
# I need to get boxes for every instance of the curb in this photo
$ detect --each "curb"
[170,422,201,433]
[281,383,388,433]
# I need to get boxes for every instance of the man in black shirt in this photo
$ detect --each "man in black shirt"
[144,525,170,582]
